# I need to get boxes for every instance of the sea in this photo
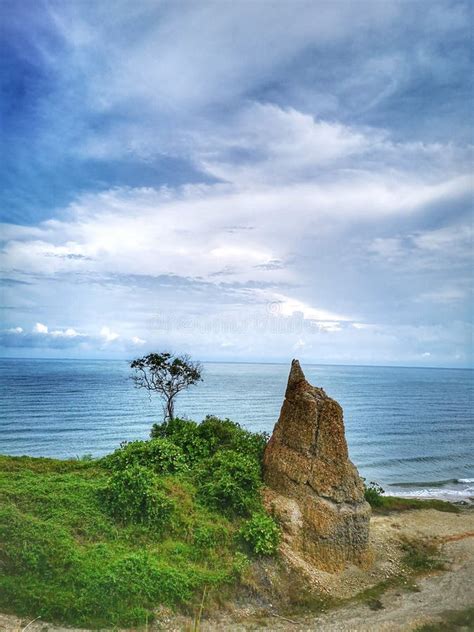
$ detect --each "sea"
[0,359,473,501]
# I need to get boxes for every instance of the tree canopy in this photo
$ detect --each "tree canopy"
[130,352,202,421]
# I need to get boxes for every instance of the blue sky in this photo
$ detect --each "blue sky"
[0,0,472,366]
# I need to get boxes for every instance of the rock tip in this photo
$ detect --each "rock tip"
[287,358,306,387]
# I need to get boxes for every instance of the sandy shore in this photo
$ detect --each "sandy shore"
[1,507,473,632]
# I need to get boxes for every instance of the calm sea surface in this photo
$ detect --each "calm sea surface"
[0,359,473,500]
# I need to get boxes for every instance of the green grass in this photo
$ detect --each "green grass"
[349,574,420,611]
[0,417,277,628]
[375,496,460,514]
[0,456,236,627]
[364,480,460,514]
[400,537,446,573]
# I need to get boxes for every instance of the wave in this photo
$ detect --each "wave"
[389,477,474,488]
[387,476,474,502]
[361,454,474,469]
[391,487,474,500]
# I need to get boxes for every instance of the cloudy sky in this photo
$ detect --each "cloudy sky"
[0,0,472,366]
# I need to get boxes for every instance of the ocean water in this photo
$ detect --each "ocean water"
[0,359,473,500]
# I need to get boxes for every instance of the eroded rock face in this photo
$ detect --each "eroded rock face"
[263,359,371,571]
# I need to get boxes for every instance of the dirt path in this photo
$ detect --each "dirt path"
[1,509,473,632]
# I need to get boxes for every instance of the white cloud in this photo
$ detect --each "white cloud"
[7,327,24,334]
[0,102,470,365]
[1,162,469,287]
[368,222,473,270]
[100,326,119,342]
[268,292,350,322]
[50,328,81,337]
[33,322,48,334]
[352,323,374,330]
[29,324,86,338]
[49,1,399,119]
[195,104,383,185]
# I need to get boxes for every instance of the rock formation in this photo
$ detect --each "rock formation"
[263,359,371,571]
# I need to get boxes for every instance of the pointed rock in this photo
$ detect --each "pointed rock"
[286,359,307,389]
[263,360,371,571]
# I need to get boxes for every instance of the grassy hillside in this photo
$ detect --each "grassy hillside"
[0,417,277,628]
[0,416,460,628]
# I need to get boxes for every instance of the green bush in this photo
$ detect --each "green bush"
[151,418,211,465]
[102,438,188,475]
[200,415,268,464]
[196,450,261,516]
[102,465,174,527]
[239,512,280,556]
[364,480,385,507]
[151,415,268,467]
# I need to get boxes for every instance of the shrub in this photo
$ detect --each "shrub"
[196,450,261,516]
[151,415,268,467]
[151,418,210,465]
[102,438,188,475]
[199,415,268,464]
[239,512,280,556]
[364,480,385,507]
[374,496,460,513]
[102,465,174,527]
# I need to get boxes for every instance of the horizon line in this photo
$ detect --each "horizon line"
[0,356,472,371]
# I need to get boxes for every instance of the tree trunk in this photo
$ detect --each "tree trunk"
[165,396,175,421]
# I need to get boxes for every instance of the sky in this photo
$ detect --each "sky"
[0,0,472,367]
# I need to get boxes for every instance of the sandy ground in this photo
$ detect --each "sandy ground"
[1,508,473,632]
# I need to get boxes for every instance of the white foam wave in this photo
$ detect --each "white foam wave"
[392,487,474,501]
[458,478,474,483]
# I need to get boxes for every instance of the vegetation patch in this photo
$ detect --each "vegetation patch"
[363,480,460,514]
[102,438,188,475]
[239,512,281,556]
[400,537,446,573]
[0,416,273,628]
[375,496,460,514]
[101,465,176,527]
[414,606,474,631]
